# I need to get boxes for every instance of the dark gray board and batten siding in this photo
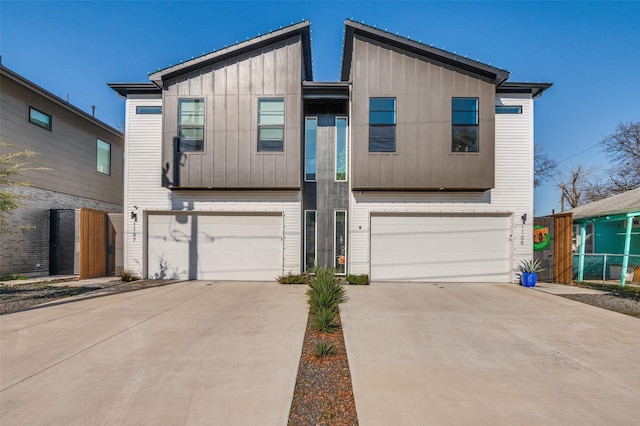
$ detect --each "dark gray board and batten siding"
[350,35,496,191]
[162,36,303,190]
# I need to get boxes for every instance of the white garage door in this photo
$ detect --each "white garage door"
[147,213,283,281]
[370,214,511,282]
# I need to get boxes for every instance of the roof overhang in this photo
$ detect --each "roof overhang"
[573,210,640,223]
[149,20,312,88]
[302,81,350,100]
[108,82,162,98]
[497,82,553,99]
[341,20,510,85]
[1,65,122,137]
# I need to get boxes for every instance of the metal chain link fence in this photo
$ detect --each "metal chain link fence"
[573,254,640,285]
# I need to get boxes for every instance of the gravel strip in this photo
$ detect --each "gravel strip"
[288,312,358,426]
[561,293,640,317]
[0,284,96,315]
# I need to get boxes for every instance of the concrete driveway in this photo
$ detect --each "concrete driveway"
[0,281,307,425]
[341,282,640,425]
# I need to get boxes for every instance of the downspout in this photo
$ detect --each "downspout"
[620,215,633,287]
[578,222,586,283]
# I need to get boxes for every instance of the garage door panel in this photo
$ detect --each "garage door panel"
[148,213,283,281]
[371,215,511,282]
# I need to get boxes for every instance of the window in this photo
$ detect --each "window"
[452,98,479,152]
[96,139,111,175]
[305,117,317,181]
[258,98,284,152]
[496,105,522,114]
[136,106,162,114]
[369,98,396,152]
[29,106,51,130]
[178,99,204,152]
[335,211,347,274]
[336,117,347,181]
[305,210,317,271]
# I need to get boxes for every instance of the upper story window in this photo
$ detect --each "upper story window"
[29,106,52,131]
[258,98,285,152]
[304,117,317,181]
[495,105,522,114]
[336,117,348,181]
[136,106,162,114]
[178,99,204,152]
[452,98,478,153]
[96,139,111,175]
[369,98,396,152]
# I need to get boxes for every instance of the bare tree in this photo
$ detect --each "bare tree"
[534,145,557,188]
[597,122,640,197]
[0,142,49,232]
[557,164,596,211]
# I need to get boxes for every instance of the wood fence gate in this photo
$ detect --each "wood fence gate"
[79,208,116,279]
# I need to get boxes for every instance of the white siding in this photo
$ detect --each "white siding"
[124,96,300,278]
[349,94,534,283]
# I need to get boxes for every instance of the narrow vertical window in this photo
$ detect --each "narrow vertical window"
[96,139,111,175]
[28,106,52,130]
[335,211,347,274]
[305,117,317,181]
[178,99,205,152]
[369,98,396,152]
[452,98,479,152]
[336,117,347,181]
[305,210,317,271]
[258,98,284,152]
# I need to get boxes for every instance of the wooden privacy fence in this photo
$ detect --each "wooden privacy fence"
[553,213,573,284]
[79,208,115,279]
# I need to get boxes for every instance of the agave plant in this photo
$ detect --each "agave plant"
[517,258,546,273]
[306,267,345,313]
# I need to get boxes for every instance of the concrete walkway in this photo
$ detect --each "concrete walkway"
[341,282,640,426]
[0,281,307,426]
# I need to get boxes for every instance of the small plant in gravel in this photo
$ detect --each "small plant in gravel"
[313,342,337,357]
[277,271,309,284]
[311,307,340,333]
[0,274,27,281]
[346,274,369,285]
[119,269,140,283]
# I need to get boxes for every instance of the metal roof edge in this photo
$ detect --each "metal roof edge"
[108,82,162,98]
[1,65,122,137]
[149,20,312,87]
[497,82,553,99]
[341,19,510,85]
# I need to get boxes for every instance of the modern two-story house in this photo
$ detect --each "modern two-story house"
[1,65,124,277]
[110,20,551,282]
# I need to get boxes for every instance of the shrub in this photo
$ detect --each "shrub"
[311,308,340,333]
[0,274,27,281]
[346,274,357,284]
[277,271,309,284]
[307,268,345,313]
[119,269,140,283]
[313,342,337,357]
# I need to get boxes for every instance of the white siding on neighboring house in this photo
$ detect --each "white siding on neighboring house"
[125,95,169,276]
[349,94,534,283]
[124,96,301,278]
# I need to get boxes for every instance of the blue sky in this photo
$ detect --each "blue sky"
[2,1,639,215]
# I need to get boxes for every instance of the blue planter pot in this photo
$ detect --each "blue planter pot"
[522,272,537,287]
